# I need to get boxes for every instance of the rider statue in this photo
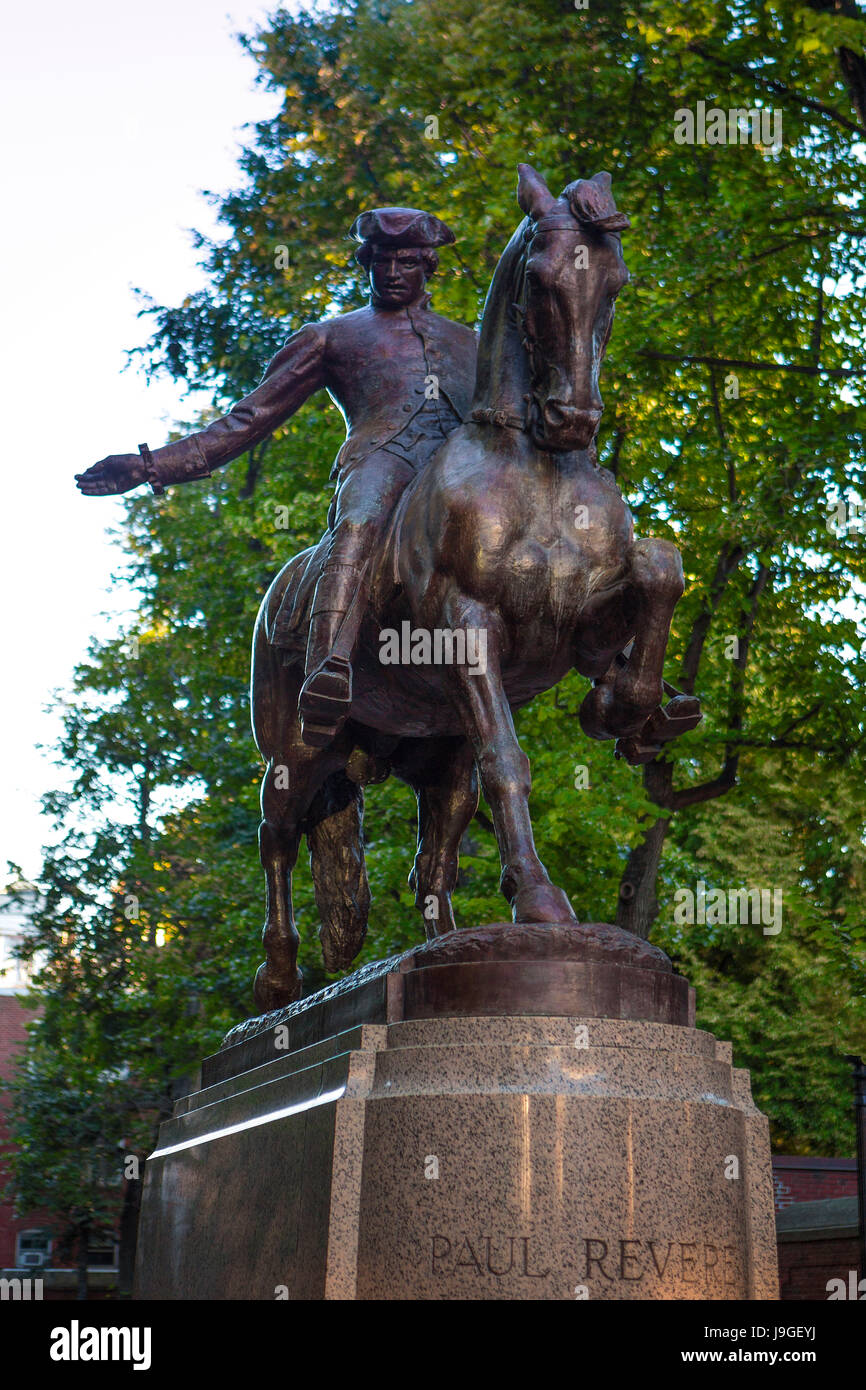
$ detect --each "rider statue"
[76,207,478,747]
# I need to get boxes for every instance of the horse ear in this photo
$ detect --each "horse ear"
[517,164,556,220]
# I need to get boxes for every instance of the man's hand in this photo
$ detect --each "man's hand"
[75,453,148,496]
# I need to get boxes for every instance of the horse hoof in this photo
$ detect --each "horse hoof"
[253,961,303,1015]
[578,683,616,740]
[512,884,578,925]
[615,695,703,763]
[320,921,368,972]
[579,683,649,740]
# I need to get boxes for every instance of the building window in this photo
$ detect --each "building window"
[87,1241,119,1270]
[15,1229,52,1269]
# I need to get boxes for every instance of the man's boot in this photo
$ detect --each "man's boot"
[298,565,365,747]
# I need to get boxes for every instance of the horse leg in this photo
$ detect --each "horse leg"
[251,611,348,1011]
[579,538,684,738]
[395,737,479,939]
[254,780,303,1014]
[306,773,371,971]
[443,600,576,925]
[578,656,625,740]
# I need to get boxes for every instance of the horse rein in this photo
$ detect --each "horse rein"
[471,213,607,435]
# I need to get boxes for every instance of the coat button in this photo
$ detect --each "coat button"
[402,404,412,412]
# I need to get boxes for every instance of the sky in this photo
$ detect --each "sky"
[2,1,283,881]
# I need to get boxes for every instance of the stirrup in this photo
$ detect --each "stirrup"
[298,656,352,747]
[614,695,702,765]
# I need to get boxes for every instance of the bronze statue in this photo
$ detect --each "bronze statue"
[76,206,477,747]
[77,164,701,1015]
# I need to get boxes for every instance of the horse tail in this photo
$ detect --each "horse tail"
[305,772,370,971]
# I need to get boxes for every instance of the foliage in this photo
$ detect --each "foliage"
[7,3,866,1237]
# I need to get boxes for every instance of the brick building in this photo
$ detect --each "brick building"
[0,883,117,1298]
[772,1156,862,1301]
[0,883,49,1274]
[773,1155,858,1210]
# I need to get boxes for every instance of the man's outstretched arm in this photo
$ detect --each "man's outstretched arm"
[76,323,327,496]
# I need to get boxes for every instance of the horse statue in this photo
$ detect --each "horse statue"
[251,163,701,1013]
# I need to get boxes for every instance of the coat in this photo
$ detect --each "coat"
[149,293,478,485]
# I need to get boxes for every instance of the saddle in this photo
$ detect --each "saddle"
[267,489,409,659]
[267,539,328,657]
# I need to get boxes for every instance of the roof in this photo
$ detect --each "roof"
[775,1196,860,1242]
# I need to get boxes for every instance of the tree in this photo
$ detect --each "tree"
[9,0,865,1214]
[135,0,866,1143]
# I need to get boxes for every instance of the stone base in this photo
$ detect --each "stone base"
[212,922,694,1083]
[134,1012,779,1300]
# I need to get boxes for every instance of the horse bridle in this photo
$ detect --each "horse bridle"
[471,212,622,434]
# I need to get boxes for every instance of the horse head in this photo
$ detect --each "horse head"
[514,163,630,452]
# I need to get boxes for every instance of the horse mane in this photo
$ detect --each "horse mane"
[469,177,628,426]
[470,220,533,416]
[563,176,631,234]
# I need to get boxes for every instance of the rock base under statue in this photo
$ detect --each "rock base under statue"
[134,924,778,1301]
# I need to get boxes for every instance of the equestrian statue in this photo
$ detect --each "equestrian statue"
[76,164,701,1014]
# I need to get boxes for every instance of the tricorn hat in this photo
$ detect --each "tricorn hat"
[348,206,456,248]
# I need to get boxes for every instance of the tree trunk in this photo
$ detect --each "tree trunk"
[616,760,674,940]
[76,1223,90,1302]
[118,1176,142,1298]
[808,0,866,128]
[615,814,672,939]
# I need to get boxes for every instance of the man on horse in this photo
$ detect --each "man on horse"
[75,206,478,746]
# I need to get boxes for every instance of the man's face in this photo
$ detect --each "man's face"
[368,246,428,306]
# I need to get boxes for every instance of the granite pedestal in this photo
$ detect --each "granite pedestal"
[134,924,779,1300]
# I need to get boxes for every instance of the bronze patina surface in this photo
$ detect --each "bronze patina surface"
[78,165,701,1014]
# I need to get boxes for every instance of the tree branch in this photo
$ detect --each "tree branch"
[680,542,745,693]
[640,349,864,378]
[707,363,737,502]
[807,0,866,128]
[238,439,270,500]
[668,564,772,810]
[687,40,866,136]
[606,424,626,479]
[669,761,739,810]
